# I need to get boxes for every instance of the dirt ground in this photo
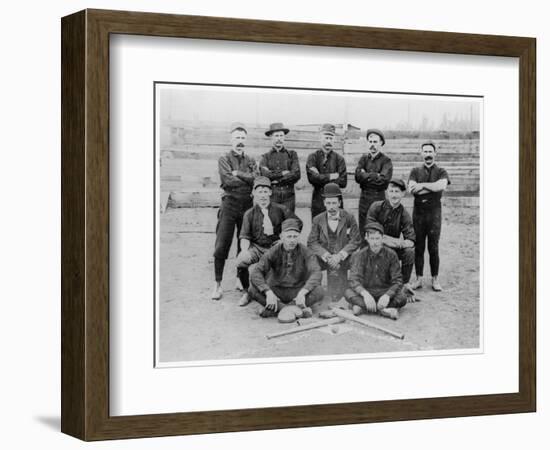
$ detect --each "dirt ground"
[158,205,480,364]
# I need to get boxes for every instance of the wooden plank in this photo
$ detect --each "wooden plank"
[164,141,478,153]
[168,191,481,209]
[165,148,480,162]
[159,192,171,214]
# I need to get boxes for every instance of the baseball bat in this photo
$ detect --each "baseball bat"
[330,307,405,340]
[266,317,344,340]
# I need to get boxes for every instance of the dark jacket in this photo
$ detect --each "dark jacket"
[349,246,402,298]
[259,147,301,188]
[218,150,257,198]
[354,152,393,193]
[239,202,297,248]
[307,209,362,259]
[306,149,348,217]
[306,149,347,190]
[250,242,322,293]
[366,200,415,242]
[408,163,451,209]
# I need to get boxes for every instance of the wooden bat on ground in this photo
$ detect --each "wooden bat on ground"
[330,307,405,340]
[266,317,344,340]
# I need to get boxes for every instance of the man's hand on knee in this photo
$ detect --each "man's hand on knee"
[377,294,390,310]
[265,290,280,311]
[293,289,308,308]
[361,291,377,313]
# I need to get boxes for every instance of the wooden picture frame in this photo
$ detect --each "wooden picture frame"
[61,9,536,441]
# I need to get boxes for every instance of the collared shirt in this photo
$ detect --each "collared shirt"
[366,200,415,242]
[408,163,451,209]
[306,149,347,190]
[259,147,301,188]
[218,150,257,198]
[250,242,322,293]
[354,151,393,193]
[239,203,296,248]
[327,211,340,232]
[349,246,402,298]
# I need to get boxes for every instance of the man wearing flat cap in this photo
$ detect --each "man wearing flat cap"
[366,178,416,293]
[249,218,325,318]
[236,176,298,306]
[344,222,408,320]
[408,141,451,292]
[306,123,348,219]
[355,128,393,240]
[259,122,301,212]
[212,122,258,300]
[307,183,362,302]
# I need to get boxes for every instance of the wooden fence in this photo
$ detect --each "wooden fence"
[160,124,480,209]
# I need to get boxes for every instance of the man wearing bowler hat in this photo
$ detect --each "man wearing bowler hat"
[212,122,258,300]
[408,140,450,292]
[249,218,325,318]
[355,128,393,239]
[306,123,348,219]
[366,178,416,293]
[344,222,408,320]
[235,176,298,307]
[307,183,362,302]
[259,122,301,212]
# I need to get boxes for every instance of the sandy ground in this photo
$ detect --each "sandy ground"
[158,205,480,364]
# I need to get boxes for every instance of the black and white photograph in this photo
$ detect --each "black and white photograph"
[155,83,482,365]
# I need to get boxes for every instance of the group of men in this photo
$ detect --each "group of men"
[210,121,450,320]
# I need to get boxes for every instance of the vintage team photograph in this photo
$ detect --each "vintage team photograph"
[155,83,482,365]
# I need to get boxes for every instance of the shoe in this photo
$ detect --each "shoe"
[352,305,363,316]
[301,307,313,318]
[333,296,350,310]
[211,284,223,300]
[319,309,337,319]
[410,278,423,290]
[379,307,399,320]
[432,277,442,292]
[238,293,250,307]
[260,307,277,318]
[235,278,244,291]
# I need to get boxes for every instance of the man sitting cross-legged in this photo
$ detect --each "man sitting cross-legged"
[248,218,325,318]
[344,222,408,320]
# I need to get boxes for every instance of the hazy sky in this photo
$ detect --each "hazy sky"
[159,85,481,131]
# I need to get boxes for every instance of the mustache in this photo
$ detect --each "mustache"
[369,145,377,150]
[236,143,245,147]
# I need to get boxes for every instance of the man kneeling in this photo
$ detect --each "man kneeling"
[249,218,325,318]
[344,222,407,320]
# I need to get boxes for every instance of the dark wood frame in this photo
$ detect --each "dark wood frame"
[61,9,536,441]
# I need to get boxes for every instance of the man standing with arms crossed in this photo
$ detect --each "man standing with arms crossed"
[211,122,258,300]
[259,122,301,212]
[306,123,347,219]
[408,140,451,292]
[355,128,393,239]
